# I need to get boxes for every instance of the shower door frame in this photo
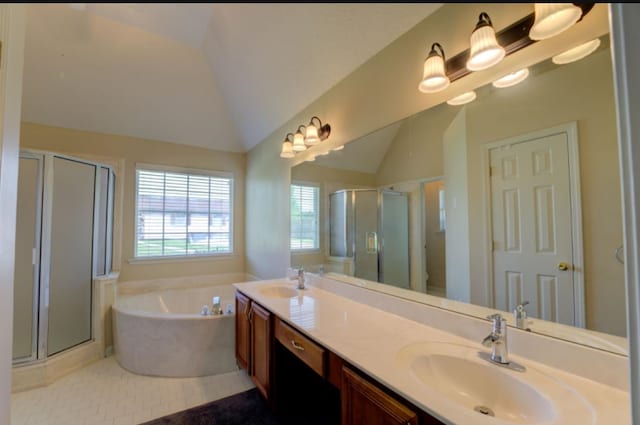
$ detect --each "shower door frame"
[13,149,115,364]
[12,153,44,365]
[377,189,411,287]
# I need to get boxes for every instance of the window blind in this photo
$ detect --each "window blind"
[291,184,319,250]
[136,169,233,257]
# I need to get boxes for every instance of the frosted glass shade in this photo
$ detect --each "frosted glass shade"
[492,68,530,88]
[305,123,320,145]
[280,141,294,158]
[529,3,582,41]
[552,38,600,65]
[292,132,306,152]
[419,54,449,93]
[467,25,505,71]
[447,91,477,106]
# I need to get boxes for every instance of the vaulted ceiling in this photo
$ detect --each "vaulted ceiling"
[21,3,442,153]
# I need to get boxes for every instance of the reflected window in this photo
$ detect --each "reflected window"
[291,184,320,250]
[135,167,233,257]
[439,188,446,232]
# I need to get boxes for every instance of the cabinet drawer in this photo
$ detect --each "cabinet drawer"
[275,317,325,377]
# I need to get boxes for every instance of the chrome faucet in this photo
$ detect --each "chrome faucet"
[482,313,509,364]
[289,267,306,290]
[513,301,530,331]
[480,313,526,372]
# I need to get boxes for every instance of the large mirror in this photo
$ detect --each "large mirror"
[290,31,628,355]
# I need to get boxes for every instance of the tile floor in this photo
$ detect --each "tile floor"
[11,357,255,425]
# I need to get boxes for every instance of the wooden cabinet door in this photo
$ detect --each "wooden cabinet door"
[250,302,272,399]
[342,366,418,425]
[235,292,251,372]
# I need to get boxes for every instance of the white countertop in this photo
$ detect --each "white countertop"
[233,278,630,425]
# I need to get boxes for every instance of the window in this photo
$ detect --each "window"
[290,184,319,250]
[135,166,233,258]
[438,188,446,232]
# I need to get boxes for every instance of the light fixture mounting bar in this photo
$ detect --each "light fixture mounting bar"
[446,3,594,83]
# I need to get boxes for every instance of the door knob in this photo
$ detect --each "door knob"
[557,262,570,271]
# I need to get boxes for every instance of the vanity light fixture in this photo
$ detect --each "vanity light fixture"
[279,133,295,158]
[466,13,505,72]
[418,4,594,94]
[446,91,477,106]
[529,3,582,41]
[418,43,450,93]
[552,38,601,65]
[280,117,332,159]
[492,68,530,88]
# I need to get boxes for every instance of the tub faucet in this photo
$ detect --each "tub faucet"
[482,313,509,365]
[290,267,306,290]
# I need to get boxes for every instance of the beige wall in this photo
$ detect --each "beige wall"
[465,48,624,336]
[0,4,26,421]
[245,3,610,280]
[20,122,246,282]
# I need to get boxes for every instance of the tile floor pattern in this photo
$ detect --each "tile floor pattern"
[11,357,255,425]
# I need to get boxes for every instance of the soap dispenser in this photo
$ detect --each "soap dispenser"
[513,301,530,331]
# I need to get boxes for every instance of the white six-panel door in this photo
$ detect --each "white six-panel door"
[490,131,577,326]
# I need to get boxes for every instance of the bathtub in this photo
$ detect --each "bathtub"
[113,284,237,377]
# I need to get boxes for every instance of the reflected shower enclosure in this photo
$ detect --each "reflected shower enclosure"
[329,189,410,288]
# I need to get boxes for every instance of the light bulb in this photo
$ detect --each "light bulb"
[529,3,582,41]
[292,132,306,152]
[467,13,505,72]
[418,43,450,93]
[305,123,320,146]
[280,141,294,158]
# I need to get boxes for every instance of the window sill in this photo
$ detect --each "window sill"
[291,249,322,255]
[128,253,238,265]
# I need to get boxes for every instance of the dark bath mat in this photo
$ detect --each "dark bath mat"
[139,388,339,425]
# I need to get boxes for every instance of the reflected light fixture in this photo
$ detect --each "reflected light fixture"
[492,68,530,88]
[552,38,601,65]
[446,91,477,106]
[280,116,332,159]
[332,145,344,151]
[292,126,307,152]
[418,43,450,93]
[279,133,295,158]
[529,3,582,41]
[466,12,505,72]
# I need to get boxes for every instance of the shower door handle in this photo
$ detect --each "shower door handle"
[366,232,378,254]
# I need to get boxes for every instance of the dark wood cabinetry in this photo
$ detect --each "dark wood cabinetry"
[235,292,250,371]
[342,366,418,425]
[250,302,272,399]
[234,289,443,424]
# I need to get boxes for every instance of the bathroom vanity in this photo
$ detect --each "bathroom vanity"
[233,276,630,425]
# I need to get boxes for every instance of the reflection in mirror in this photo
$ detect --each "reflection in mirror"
[291,34,627,355]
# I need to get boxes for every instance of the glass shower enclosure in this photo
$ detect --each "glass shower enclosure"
[12,151,115,364]
[329,189,410,288]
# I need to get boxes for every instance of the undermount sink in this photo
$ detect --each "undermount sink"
[395,342,594,425]
[258,285,299,298]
